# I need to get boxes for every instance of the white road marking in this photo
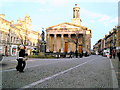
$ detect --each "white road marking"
[18,59,96,89]
[109,59,118,88]
[28,58,76,61]
[1,57,89,72]
[0,68,16,72]
[0,59,79,72]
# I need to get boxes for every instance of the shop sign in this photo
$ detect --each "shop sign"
[11,45,17,56]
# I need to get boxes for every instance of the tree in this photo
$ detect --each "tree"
[18,28,30,46]
[68,30,80,58]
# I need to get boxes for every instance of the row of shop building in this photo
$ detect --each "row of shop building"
[93,26,120,57]
[0,14,41,56]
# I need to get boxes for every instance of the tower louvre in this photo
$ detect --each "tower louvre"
[72,4,82,25]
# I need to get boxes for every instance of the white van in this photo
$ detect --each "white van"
[103,49,110,58]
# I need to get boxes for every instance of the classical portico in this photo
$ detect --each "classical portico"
[46,4,92,53]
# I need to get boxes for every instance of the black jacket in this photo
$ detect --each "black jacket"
[19,49,25,57]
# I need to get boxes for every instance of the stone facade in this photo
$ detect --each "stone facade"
[116,26,120,50]
[46,4,92,54]
[93,26,119,55]
[72,4,82,25]
[0,14,41,56]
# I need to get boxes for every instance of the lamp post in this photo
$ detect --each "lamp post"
[75,30,79,58]
[68,30,79,58]
[8,28,11,56]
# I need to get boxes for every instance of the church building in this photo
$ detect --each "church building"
[46,4,92,54]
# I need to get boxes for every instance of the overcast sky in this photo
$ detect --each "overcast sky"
[0,0,118,49]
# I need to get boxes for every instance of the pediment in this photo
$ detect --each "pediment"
[46,22,83,30]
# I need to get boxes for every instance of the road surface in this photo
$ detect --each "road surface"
[0,55,118,89]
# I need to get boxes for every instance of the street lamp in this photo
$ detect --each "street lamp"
[75,31,79,58]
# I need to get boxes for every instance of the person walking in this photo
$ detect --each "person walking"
[16,47,20,71]
[16,45,26,73]
[79,51,83,58]
[69,51,73,58]
[117,50,120,61]
[112,49,116,59]
[85,51,88,57]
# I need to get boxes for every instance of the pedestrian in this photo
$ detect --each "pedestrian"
[112,49,116,59]
[79,52,83,58]
[85,51,88,57]
[57,52,59,59]
[117,50,120,61]
[16,45,27,73]
[69,51,73,58]
[16,47,20,70]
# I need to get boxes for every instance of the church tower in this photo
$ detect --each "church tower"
[72,4,82,25]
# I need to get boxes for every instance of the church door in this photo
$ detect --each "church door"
[64,42,68,53]
[78,45,82,53]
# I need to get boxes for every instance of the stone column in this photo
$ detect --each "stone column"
[53,34,57,53]
[46,34,50,52]
[83,33,86,53]
[61,34,64,53]
[68,34,71,53]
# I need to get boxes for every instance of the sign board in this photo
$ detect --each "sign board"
[11,45,17,56]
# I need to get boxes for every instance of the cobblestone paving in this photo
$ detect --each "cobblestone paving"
[1,55,114,89]
[32,56,112,88]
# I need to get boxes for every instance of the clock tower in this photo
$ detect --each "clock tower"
[72,4,82,25]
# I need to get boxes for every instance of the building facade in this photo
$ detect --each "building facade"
[46,4,92,54]
[93,26,119,56]
[116,26,120,50]
[0,14,41,56]
[93,39,103,54]
[0,14,19,56]
[13,15,40,55]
